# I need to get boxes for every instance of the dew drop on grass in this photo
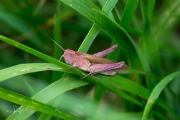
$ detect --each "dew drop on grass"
[149,99,155,104]
[55,108,61,113]
[63,78,69,81]
[12,73,17,76]
[21,68,31,72]
[15,44,18,47]
[21,69,26,72]
[32,100,38,105]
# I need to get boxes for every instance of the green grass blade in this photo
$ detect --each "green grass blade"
[0,87,82,120]
[156,99,180,120]
[0,63,64,82]
[0,35,67,68]
[146,0,156,20]
[38,114,52,120]
[33,0,46,15]
[22,77,36,96]
[112,8,120,23]
[0,35,145,103]
[142,71,180,120]
[120,0,139,30]
[108,0,139,59]
[0,36,153,109]
[78,0,118,104]
[0,61,145,112]
[0,34,85,77]
[60,0,149,70]
[0,33,176,118]
[53,0,63,60]
[0,1,179,120]
[78,0,118,52]
[0,62,88,119]
[6,75,89,120]
[100,75,150,99]
[140,1,161,88]
[87,112,141,120]
[0,35,177,119]
[52,0,64,81]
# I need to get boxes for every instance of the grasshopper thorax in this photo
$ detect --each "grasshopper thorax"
[64,49,76,65]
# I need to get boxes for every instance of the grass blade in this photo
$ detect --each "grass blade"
[142,71,180,120]
[52,0,64,81]
[60,0,149,70]
[0,87,82,120]
[0,34,85,77]
[146,0,156,20]
[120,0,139,30]
[140,0,161,88]
[0,63,64,82]
[6,75,89,120]
[78,0,118,52]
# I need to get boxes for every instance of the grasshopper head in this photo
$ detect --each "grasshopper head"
[64,49,76,65]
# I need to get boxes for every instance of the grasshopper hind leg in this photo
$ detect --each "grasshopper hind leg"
[93,44,118,57]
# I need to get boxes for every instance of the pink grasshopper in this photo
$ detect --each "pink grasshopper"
[50,38,127,78]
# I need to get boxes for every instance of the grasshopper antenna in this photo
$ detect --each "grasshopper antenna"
[48,36,65,51]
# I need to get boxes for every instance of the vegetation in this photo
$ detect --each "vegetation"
[0,0,180,120]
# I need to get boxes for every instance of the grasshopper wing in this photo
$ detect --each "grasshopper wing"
[84,53,128,73]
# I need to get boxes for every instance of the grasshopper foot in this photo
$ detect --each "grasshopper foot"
[80,72,92,79]
[80,72,100,80]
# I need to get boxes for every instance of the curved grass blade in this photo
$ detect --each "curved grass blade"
[0,62,88,119]
[142,71,180,120]
[78,0,118,53]
[0,31,177,119]
[100,75,150,99]
[0,34,143,106]
[108,0,139,61]
[120,0,139,30]
[0,63,65,82]
[60,0,149,71]
[140,1,161,89]
[0,58,177,119]
[6,75,89,120]
[0,34,85,77]
[0,87,82,120]
[0,62,143,118]
[146,0,156,20]
[78,0,118,104]
[52,0,64,81]
[0,32,148,105]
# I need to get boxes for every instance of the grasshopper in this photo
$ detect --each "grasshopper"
[50,38,127,78]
